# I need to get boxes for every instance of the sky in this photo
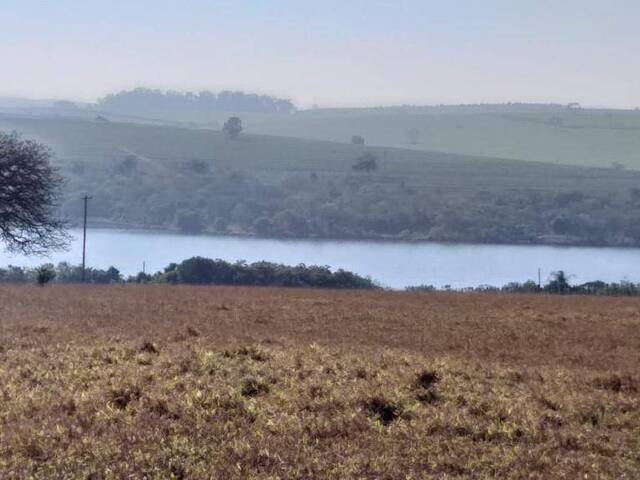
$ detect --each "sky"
[1,0,638,108]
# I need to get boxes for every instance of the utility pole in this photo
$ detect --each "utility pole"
[538,268,542,291]
[81,195,92,282]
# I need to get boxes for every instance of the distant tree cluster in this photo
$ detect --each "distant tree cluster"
[501,270,640,296]
[0,262,122,284]
[155,257,376,288]
[97,88,295,114]
[0,258,376,289]
[406,270,640,297]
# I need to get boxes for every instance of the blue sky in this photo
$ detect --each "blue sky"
[1,0,638,107]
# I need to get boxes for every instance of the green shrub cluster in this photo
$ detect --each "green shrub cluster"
[145,257,377,289]
[0,258,376,289]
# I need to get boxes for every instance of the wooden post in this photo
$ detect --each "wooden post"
[81,195,91,282]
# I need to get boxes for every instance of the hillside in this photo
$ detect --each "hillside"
[244,108,640,170]
[2,114,640,246]
[65,103,640,170]
[1,285,638,478]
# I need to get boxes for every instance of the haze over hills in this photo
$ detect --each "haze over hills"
[2,90,639,170]
[2,113,640,247]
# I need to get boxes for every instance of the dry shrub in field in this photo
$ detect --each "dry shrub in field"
[110,384,142,410]
[139,341,159,354]
[241,376,270,397]
[594,374,637,393]
[415,369,439,389]
[413,369,440,404]
[364,396,403,426]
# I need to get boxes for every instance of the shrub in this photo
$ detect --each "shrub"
[365,396,402,426]
[35,264,56,286]
[241,377,270,397]
[352,152,378,172]
[415,370,439,389]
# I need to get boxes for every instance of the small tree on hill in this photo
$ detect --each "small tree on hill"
[351,135,365,145]
[222,117,243,139]
[352,152,378,172]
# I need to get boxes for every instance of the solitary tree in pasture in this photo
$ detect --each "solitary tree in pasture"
[352,152,378,172]
[0,132,67,254]
[567,102,581,113]
[223,116,243,139]
[351,135,365,145]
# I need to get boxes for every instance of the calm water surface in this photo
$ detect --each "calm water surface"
[2,229,640,289]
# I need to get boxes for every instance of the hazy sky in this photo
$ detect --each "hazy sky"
[1,0,638,108]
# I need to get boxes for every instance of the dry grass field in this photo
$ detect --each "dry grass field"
[0,285,639,479]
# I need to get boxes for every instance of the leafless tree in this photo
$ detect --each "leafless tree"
[0,132,68,254]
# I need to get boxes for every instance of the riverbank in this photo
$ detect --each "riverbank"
[78,219,640,249]
[4,229,640,289]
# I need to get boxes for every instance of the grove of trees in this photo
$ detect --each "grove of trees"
[97,88,295,114]
[0,258,377,289]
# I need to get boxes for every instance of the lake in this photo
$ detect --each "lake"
[2,229,640,289]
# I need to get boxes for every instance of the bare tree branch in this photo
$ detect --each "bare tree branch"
[0,131,69,255]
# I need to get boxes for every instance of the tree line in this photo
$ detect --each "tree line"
[0,257,377,289]
[5,262,640,296]
[407,271,640,296]
[97,88,295,114]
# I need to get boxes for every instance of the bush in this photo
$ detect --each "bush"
[545,271,571,294]
[170,257,376,289]
[352,152,378,172]
[35,264,56,286]
[365,396,403,426]
[241,376,270,397]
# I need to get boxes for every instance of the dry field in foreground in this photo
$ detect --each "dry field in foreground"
[0,285,639,479]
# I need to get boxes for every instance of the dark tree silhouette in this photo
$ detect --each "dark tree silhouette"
[98,88,295,114]
[546,270,571,294]
[222,117,243,139]
[352,152,378,172]
[0,132,67,254]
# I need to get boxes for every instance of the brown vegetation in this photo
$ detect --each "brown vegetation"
[0,285,639,478]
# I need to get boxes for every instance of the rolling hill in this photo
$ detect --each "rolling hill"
[51,103,640,170]
[1,114,640,246]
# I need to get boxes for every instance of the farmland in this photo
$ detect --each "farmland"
[52,103,640,170]
[3,114,640,246]
[0,285,638,478]
[241,107,640,170]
